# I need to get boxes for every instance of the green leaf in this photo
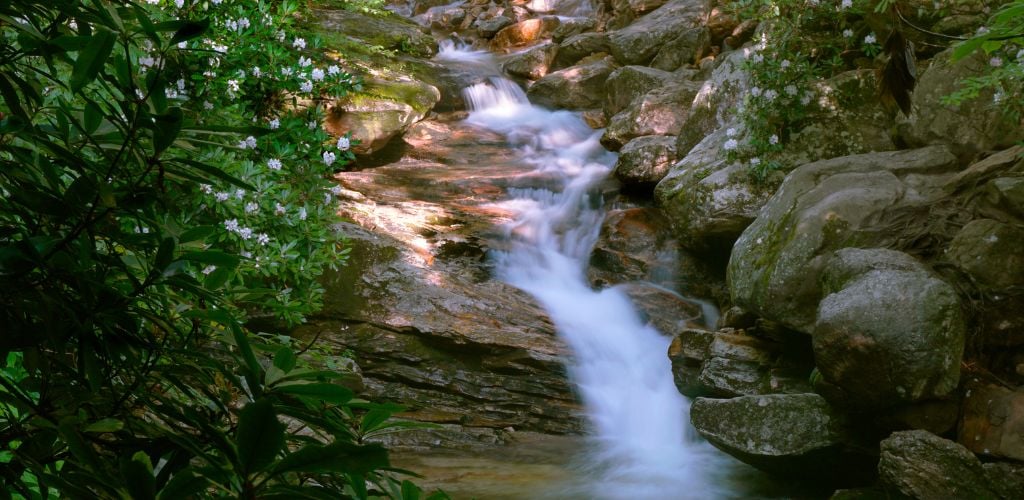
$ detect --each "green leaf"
[168,158,257,191]
[169,19,210,45]
[152,107,183,154]
[273,442,388,475]
[84,418,123,433]
[275,383,353,404]
[84,101,103,134]
[180,250,240,269]
[121,451,156,500]
[157,469,210,500]
[178,225,215,244]
[273,347,296,373]
[401,480,422,500]
[360,409,393,434]
[235,399,286,474]
[70,30,116,92]
[155,237,175,274]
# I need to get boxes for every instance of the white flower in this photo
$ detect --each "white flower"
[175,0,184,8]
[800,93,812,105]
[298,56,312,68]
[235,188,246,200]
[726,128,737,137]
[750,157,761,166]
[337,136,350,150]
[750,86,763,97]
[864,33,876,44]
[238,17,250,30]
[328,65,341,76]
[299,207,308,220]
[256,233,270,245]
[212,0,222,4]
[300,80,313,93]
[764,89,779,102]
[224,219,240,232]
[293,37,307,49]
[268,118,280,130]
[843,29,853,38]
[324,192,333,204]
[275,202,287,215]
[252,66,261,78]
[994,91,1005,104]
[785,84,798,96]
[238,227,253,239]
[724,138,739,151]
[227,79,240,94]
[752,53,764,63]
[769,134,779,145]
[201,265,217,275]
[241,251,252,258]
[976,26,989,35]
[311,68,325,81]
[990,57,1003,67]
[840,0,852,9]
[331,185,344,195]
[215,192,230,202]
[245,202,259,213]
[245,136,257,148]
[135,88,145,100]
[200,184,213,194]
[323,151,336,166]
[177,79,186,92]
[308,120,318,130]
[177,41,187,49]
[780,59,791,69]
[203,101,214,110]
[267,158,282,170]
[281,67,294,76]
[277,30,286,42]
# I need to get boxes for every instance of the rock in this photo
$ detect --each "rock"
[691,394,874,482]
[898,48,1024,157]
[328,78,441,155]
[490,17,561,51]
[947,219,1024,291]
[728,146,960,333]
[601,80,702,149]
[526,56,616,110]
[613,136,677,189]
[502,42,558,80]
[959,382,1024,461]
[878,430,999,499]
[612,0,669,15]
[477,15,514,38]
[674,49,749,157]
[412,0,456,16]
[607,0,705,65]
[650,26,710,71]
[316,8,435,57]
[602,65,675,119]
[877,399,961,436]
[618,283,705,336]
[945,145,1024,193]
[705,6,740,42]
[983,461,1024,499]
[552,32,610,70]
[813,248,965,409]
[550,16,595,42]
[668,329,715,396]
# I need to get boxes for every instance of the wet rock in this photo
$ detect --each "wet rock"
[412,0,456,16]
[526,56,616,110]
[477,15,514,38]
[552,32,610,70]
[550,16,595,42]
[813,248,964,409]
[878,430,1000,499]
[602,65,675,119]
[317,7,435,57]
[668,328,714,396]
[691,394,874,483]
[728,146,960,333]
[705,6,740,43]
[947,219,1024,291]
[607,0,705,65]
[959,382,1024,461]
[611,0,669,15]
[601,80,702,150]
[983,461,1024,499]
[613,135,677,189]
[490,17,561,51]
[619,283,705,336]
[898,48,1024,157]
[328,78,441,155]
[502,42,558,80]
[650,26,710,71]
[674,49,749,157]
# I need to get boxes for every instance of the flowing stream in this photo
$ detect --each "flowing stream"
[437,42,741,499]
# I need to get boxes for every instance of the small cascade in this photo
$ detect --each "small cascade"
[449,49,739,499]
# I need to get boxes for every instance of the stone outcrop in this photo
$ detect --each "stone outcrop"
[613,135,677,189]
[328,78,441,155]
[606,0,705,65]
[650,26,710,72]
[502,42,559,80]
[552,32,611,70]
[878,430,1002,499]
[526,56,616,109]
[317,7,436,57]
[959,382,1024,461]
[601,80,702,149]
[602,65,676,119]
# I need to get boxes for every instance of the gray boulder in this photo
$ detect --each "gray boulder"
[602,65,676,119]
[328,78,440,155]
[650,26,710,71]
[553,32,610,70]
[613,136,677,188]
[947,218,1024,291]
[526,56,616,110]
[879,430,1000,499]
[607,0,705,65]
[959,382,1024,461]
[476,15,513,38]
[601,80,702,149]
[813,248,964,408]
[502,42,558,80]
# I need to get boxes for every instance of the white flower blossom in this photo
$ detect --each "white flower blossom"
[764,89,779,102]
[840,0,852,9]
[203,101,214,110]
[780,60,791,69]
[267,158,282,170]
[299,207,308,220]
[331,185,344,195]
[994,91,1005,104]
[235,189,246,200]
[864,33,877,44]
[241,250,252,258]
[323,151,336,166]
[298,56,312,68]
[726,128,737,137]
[200,184,213,194]
[227,79,240,94]
[337,136,350,150]
[275,202,287,215]
[328,65,341,76]
[175,0,184,8]
[281,67,294,76]
[201,265,216,275]
[785,84,798,96]
[769,134,780,145]
[311,68,325,81]
[268,118,279,129]
[177,79,186,92]
[277,30,286,42]
[843,29,853,38]
[724,139,739,151]
[308,120,318,130]
[293,37,307,49]
[215,192,230,202]
[238,227,253,239]
[256,233,270,245]
[177,41,187,49]
[300,80,313,93]
[252,66,261,78]
[245,136,257,149]
[750,86,763,97]
[750,157,761,166]
[990,57,1003,67]
[245,202,259,213]
[224,219,240,232]
[324,192,333,205]
[752,53,764,63]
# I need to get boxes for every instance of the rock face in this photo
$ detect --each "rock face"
[813,248,964,409]
[502,42,558,80]
[526,56,616,109]
[490,17,561,51]
[602,65,675,119]
[728,146,960,333]
[649,26,710,71]
[898,48,1024,157]
[690,394,874,482]
[328,78,440,155]
[878,430,1001,499]
[601,80,703,150]
[606,0,705,65]
[947,218,1024,291]
[959,382,1024,461]
[552,32,610,70]
[317,8,436,57]
[613,135,677,189]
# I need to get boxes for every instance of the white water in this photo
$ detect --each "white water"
[455,57,739,498]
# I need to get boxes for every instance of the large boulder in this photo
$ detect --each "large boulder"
[502,42,559,80]
[650,26,710,71]
[897,48,1024,157]
[728,146,960,333]
[526,56,616,110]
[878,430,1000,499]
[602,65,676,119]
[601,80,702,149]
[959,382,1024,461]
[674,49,749,157]
[316,8,435,57]
[490,17,562,51]
[947,218,1024,291]
[813,248,964,408]
[691,394,874,482]
[328,78,440,155]
[613,135,677,189]
[552,32,611,70]
[606,0,705,65]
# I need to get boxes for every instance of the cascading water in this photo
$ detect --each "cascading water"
[442,42,742,498]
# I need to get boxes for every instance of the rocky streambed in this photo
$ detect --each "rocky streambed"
[309,0,1024,497]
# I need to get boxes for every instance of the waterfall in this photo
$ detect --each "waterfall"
[455,58,738,499]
